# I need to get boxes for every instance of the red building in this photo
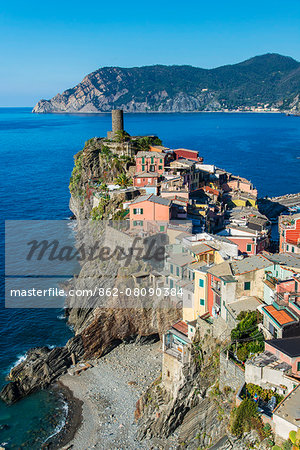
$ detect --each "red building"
[135,151,165,175]
[279,213,300,255]
[174,148,203,162]
[133,172,161,188]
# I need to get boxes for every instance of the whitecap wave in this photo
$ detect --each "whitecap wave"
[57,313,66,320]
[44,396,69,443]
[8,353,27,373]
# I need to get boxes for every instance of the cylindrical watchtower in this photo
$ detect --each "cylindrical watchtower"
[112,109,124,135]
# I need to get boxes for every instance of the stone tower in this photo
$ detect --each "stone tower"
[107,109,124,139]
[112,109,124,135]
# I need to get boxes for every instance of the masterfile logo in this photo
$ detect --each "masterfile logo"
[4,220,183,309]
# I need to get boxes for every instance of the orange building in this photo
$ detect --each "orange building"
[279,213,300,254]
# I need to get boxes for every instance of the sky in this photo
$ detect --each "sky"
[1,0,300,106]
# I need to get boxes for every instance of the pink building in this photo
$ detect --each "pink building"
[222,175,258,197]
[265,337,300,377]
[129,194,171,231]
[135,151,165,175]
[218,225,269,255]
[133,172,161,188]
[273,276,300,318]
[279,213,300,254]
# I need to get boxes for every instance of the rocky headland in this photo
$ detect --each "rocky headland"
[0,134,181,406]
[32,54,300,114]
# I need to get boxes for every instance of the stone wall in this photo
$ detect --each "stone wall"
[219,351,245,392]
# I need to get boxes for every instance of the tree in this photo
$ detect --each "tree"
[114,174,132,188]
[99,182,108,192]
[230,311,264,362]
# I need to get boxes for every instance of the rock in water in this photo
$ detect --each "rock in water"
[0,336,84,404]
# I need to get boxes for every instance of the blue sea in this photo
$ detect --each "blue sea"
[0,108,300,448]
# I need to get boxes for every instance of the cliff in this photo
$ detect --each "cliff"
[33,54,300,113]
[66,135,181,355]
[135,334,232,447]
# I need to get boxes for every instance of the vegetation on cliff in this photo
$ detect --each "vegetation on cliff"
[69,150,84,196]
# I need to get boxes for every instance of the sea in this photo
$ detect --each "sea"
[0,108,300,448]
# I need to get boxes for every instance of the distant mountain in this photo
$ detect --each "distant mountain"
[33,54,300,113]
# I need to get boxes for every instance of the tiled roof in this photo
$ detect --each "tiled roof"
[130,194,171,206]
[227,224,258,235]
[248,216,269,225]
[231,254,271,275]
[263,305,296,326]
[208,261,233,278]
[149,195,172,206]
[226,296,262,318]
[168,253,195,266]
[136,151,163,158]
[133,171,160,178]
[264,253,300,270]
[130,194,152,204]
[150,145,169,151]
[170,159,195,167]
[172,320,188,336]
[189,243,212,255]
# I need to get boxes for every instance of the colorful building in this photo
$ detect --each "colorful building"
[218,224,270,256]
[279,213,300,254]
[260,303,300,339]
[135,151,166,175]
[129,194,171,230]
[174,148,202,162]
[265,337,300,377]
[223,175,258,197]
[132,172,161,194]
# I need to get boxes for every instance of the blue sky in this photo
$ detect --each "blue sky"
[1,0,300,106]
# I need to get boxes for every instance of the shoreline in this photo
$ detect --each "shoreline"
[43,382,83,449]
[47,341,165,449]
[31,109,286,115]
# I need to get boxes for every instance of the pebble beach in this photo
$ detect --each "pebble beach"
[53,341,164,449]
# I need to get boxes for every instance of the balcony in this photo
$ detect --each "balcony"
[211,282,221,294]
[279,217,296,230]
[264,273,279,290]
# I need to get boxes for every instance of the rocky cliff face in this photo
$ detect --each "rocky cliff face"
[1,336,84,404]
[135,334,231,447]
[32,54,300,113]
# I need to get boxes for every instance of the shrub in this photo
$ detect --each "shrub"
[246,383,284,404]
[69,152,84,195]
[236,345,249,362]
[230,399,259,437]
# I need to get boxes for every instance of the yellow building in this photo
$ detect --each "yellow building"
[231,193,257,208]
[183,266,208,322]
